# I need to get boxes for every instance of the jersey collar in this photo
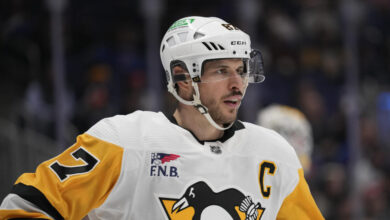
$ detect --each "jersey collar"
[167,114,245,145]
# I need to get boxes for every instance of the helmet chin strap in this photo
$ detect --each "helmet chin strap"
[197,78,248,131]
[168,80,237,131]
[192,83,234,131]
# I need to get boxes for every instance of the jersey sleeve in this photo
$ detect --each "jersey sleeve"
[276,168,324,220]
[0,133,124,220]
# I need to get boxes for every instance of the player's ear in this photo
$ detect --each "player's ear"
[172,66,192,97]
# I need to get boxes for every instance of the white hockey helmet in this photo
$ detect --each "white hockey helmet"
[160,16,265,130]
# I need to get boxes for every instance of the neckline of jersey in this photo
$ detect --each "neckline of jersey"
[166,113,245,145]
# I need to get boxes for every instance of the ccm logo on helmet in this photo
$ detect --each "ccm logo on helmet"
[231,41,247,45]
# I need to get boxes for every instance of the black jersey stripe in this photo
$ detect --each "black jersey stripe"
[11,183,64,220]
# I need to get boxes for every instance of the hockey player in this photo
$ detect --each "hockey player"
[0,16,324,219]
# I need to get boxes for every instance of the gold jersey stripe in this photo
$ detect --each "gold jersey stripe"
[276,168,324,220]
[14,133,124,220]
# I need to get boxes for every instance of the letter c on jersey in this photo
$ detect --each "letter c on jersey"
[258,161,277,198]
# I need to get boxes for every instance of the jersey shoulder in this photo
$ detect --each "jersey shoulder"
[241,121,301,168]
[86,110,170,148]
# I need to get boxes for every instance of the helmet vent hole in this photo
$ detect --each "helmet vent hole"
[233,50,236,54]
[166,36,176,47]
[162,44,165,52]
[178,32,188,42]
[193,32,205,39]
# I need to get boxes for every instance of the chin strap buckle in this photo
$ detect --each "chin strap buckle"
[195,104,208,114]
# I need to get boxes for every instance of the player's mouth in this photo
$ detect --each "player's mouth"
[223,95,242,108]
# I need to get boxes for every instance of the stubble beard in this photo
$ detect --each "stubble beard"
[204,98,238,126]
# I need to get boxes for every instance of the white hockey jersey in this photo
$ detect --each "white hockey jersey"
[0,111,324,220]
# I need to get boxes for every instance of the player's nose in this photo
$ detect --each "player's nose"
[228,72,245,90]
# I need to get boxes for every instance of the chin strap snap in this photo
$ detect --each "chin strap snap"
[195,103,233,130]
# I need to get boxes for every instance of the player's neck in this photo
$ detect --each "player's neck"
[173,107,223,141]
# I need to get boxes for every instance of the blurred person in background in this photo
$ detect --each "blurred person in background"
[257,104,314,174]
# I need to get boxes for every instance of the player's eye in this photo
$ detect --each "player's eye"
[216,68,229,75]
[237,67,245,76]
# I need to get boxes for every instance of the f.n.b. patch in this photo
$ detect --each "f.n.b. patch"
[150,153,180,177]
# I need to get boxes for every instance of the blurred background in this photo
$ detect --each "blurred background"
[0,0,389,219]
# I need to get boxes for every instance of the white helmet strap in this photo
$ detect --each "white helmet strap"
[169,80,234,131]
[191,83,234,131]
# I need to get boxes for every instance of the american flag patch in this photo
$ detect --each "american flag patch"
[151,153,180,165]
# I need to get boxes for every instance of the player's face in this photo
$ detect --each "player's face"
[199,58,248,125]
